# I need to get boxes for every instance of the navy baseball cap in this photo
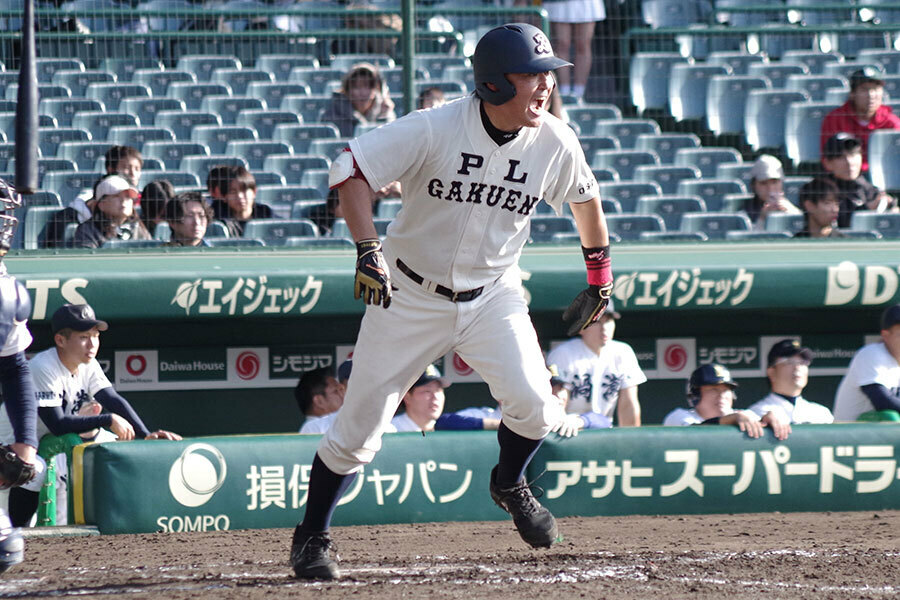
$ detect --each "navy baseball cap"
[51,304,108,334]
[767,339,813,367]
[690,363,738,389]
[881,304,900,330]
[412,364,450,389]
[849,65,885,90]
[337,358,353,383]
[823,133,862,159]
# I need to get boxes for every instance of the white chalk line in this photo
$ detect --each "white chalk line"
[0,549,898,596]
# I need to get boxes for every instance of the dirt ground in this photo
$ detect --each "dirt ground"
[3,511,899,599]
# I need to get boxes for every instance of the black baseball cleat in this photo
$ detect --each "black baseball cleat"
[489,465,559,549]
[290,527,340,580]
[0,529,23,576]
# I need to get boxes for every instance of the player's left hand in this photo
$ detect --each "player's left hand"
[145,430,182,441]
[562,283,612,337]
[0,443,36,490]
[355,239,392,308]
[551,414,584,438]
[760,411,791,441]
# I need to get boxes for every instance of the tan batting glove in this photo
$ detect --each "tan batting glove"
[354,239,392,308]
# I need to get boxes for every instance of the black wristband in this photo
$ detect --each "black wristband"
[356,238,381,257]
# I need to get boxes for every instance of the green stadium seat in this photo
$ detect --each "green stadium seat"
[200,96,265,125]
[529,216,576,243]
[673,147,743,179]
[176,55,242,82]
[107,126,176,151]
[592,150,659,182]
[281,95,331,123]
[40,172,98,205]
[594,119,661,149]
[706,51,765,76]
[234,109,301,139]
[668,63,731,121]
[681,213,752,239]
[137,170,202,189]
[36,58,85,83]
[51,69,115,97]
[39,98,105,127]
[211,68,273,96]
[676,179,747,212]
[580,135,619,159]
[167,82,232,110]
[706,75,770,136]
[308,139,350,161]
[605,214,665,241]
[867,130,900,191]
[180,155,249,183]
[58,141,109,170]
[636,195,706,230]
[744,90,810,151]
[99,57,165,82]
[629,52,688,114]
[23,206,61,250]
[785,74,847,102]
[598,181,662,213]
[5,83,70,103]
[781,50,842,75]
[24,191,62,208]
[118,98,186,128]
[329,54,395,71]
[246,82,311,110]
[747,62,809,89]
[288,67,344,94]
[273,123,340,154]
[634,165,701,195]
[242,218,318,240]
[256,185,325,206]
[635,133,701,165]
[154,110,222,140]
[251,171,286,186]
[191,125,257,155]
[298,168,329,198]
[223,141,291,170]
[764,212,805,234]
[142,141,210,170]
[255,54,320,81]
[262,154,330,185]
[85,82,151,111]
[38,127,91,158]
[132,69,197,97]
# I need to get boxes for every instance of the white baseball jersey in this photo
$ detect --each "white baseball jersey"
[663,407,758,426]
[747,392,834,424]
[29,348,111,440]
[299,413,338,434]
[833,342,900,421]
[318,95,596,474]
[547,338,646,417]
[390,413,421,433]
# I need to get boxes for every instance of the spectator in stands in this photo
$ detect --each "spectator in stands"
[795,177,844,238]
[391,364,449,433]
[748,340,833,424]
[544,0,605,100]
[821,133,898,228]
[320,62,396,138]
[104,145,143,189]
[41,177,107,248]
[207,164,231,205]
[72,175,151,248]
[297,367,346,434]
[744,155,800,231]
[417,87,446,110]
[139,179,175,237]
[663,364,791,440]
[211,166,274,237]
[546,300,644,426]
[821,65,900,173]
[5,303,181,527]
[833,304,900,422]
[164,191,212,247]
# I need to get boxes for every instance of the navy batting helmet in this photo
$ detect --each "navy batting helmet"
[473,23,572,106]
[686,363,738,407]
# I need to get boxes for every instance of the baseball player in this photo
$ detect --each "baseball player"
[833,304,900,421]
[289,23,612,580]
[2,303,181,528]
[746,339,834,424]
[546,300,644,425]
[663,364,791,440]
[0,179,40,575]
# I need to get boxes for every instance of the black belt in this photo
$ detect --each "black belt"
[395,259,484,303]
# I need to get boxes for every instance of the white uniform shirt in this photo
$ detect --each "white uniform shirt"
[29,348,112,439]
[455,406,502,420]
[350,96,597,291]
[299,413,338,434]
[833,342,900,421]
[0,273,32,358]
[747,392,834,424]
[390,413,422,433]
[663,407,758,426]
[547,338,647,417]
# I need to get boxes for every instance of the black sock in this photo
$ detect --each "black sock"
[298,453,357,534]
[8,488,39,527]
[495,422,543,488]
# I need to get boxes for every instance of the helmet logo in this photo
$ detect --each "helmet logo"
[533,32,551,56]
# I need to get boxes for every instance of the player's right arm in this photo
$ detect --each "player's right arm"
[338,176,378,242]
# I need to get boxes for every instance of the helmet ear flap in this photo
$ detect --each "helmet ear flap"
[686,383,699,408]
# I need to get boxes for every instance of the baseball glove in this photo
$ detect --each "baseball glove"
[562,283,613,337]
[0,445,35,490]
[354,238,392,308]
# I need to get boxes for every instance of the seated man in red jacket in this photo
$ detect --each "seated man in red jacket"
[821,65,900,173]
